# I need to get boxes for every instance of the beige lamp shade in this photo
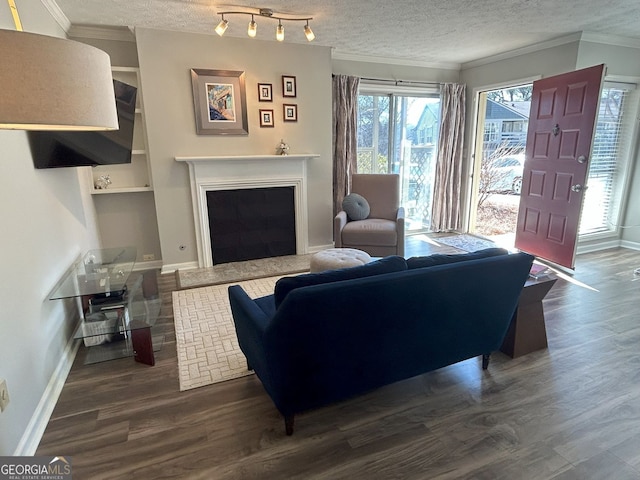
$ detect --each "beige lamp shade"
[0,29,119,131]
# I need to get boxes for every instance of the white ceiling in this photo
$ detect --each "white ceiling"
[55,0,640,67]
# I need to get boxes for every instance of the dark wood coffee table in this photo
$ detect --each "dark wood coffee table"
[500,276,557,358]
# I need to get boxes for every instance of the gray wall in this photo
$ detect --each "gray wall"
[0,0,100,455]
[135,28,334,269]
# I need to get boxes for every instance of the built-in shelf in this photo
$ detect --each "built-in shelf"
[91,186,153,195]
[89,66,153,195]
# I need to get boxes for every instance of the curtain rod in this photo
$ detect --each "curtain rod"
[359,77,443,87]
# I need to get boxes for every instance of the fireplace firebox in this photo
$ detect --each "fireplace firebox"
[206,187,296,265]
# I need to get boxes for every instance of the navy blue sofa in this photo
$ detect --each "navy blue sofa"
[228,249,534,434]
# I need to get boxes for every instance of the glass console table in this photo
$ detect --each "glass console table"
[49,247,162,365]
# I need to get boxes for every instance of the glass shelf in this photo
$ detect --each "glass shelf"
[49,246,137,300]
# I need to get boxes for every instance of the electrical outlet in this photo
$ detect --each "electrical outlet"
[143,254,155,261]
[0,378,9,412]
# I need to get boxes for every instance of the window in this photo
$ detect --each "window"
[502,121,525,133]
[579,82,639,235]
[357,87,441,232]
[483,122,499,142]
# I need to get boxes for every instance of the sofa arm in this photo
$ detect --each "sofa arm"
[334,210,348,247]
[228,285,271,372]
[396,206,405,257]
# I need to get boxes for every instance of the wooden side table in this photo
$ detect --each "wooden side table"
[500,276,557,358]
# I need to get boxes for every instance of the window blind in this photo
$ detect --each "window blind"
[579,83,638,235]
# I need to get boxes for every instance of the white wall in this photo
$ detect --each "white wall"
[135,28,334,269]
[0,0,100,455]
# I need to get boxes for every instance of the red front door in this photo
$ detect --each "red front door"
[515,64,605,268]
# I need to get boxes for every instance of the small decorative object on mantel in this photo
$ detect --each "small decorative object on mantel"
[95,174,112,189]
[277,139,290,155]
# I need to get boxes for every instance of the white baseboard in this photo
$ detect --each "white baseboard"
[14,335,80,456]
[307,244,334,254]
[620,240,640,251]
[134,259,163,271]
[576,238,622,255]
[161,261,198,274]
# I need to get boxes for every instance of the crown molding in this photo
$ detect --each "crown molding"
[40,0,71,32]
[67,25,136,42]
[331,50,461,71]
[462,32,583,70]
[580,32,640,49]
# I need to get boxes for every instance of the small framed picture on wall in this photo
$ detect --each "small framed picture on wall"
[258,83,273,102]
[259,109,274,127]
[282,75,297,97]
[283,104,298,122]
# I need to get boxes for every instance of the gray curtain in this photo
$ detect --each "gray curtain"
[332,75,360,216]
[431,83,466,232]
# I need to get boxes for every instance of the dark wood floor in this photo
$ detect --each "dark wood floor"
[37,241,640,479]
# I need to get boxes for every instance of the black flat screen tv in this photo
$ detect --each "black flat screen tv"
[29,79,138,169]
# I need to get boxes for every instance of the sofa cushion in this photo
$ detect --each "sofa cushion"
[254,294,277,318]
[274,255,407,309]
[342,193,370,221]
[407,247,509,269]
[342,219,397,246]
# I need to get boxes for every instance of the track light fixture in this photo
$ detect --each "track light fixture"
[214,7,314,42]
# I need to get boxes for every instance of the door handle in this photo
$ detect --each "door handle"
[577,155,587,164]
[571,184,588,192]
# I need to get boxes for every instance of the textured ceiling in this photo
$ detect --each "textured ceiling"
[55,0,640,66]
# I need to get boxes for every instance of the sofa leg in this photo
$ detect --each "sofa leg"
[284,415,294,436]
[247,360,253,371]
[482,353,490,370]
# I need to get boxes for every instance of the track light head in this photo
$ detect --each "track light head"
[276,21,284,42]
[304,21,315,41]
[215,16,228,36]
[248,15,257,37]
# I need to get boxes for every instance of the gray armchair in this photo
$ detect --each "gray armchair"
[334,174,405,257]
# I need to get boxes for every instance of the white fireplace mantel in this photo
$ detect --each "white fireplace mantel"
[175,154,319,268]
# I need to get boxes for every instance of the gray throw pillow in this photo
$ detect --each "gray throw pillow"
[342,193,370,221]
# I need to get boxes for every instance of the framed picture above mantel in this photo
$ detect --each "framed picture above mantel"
[190,68,248,135]
[282,75,297,98]
[258,83,273,102]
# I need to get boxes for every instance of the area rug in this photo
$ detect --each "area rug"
[175,254,312,290]
[172,275,284,391]
[435,234,497,252]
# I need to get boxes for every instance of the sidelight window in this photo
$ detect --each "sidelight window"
[580,82,639,235]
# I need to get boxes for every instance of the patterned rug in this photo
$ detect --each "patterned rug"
[172,276,283,391]
[435,234,497,252]
[176,254,312,289]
